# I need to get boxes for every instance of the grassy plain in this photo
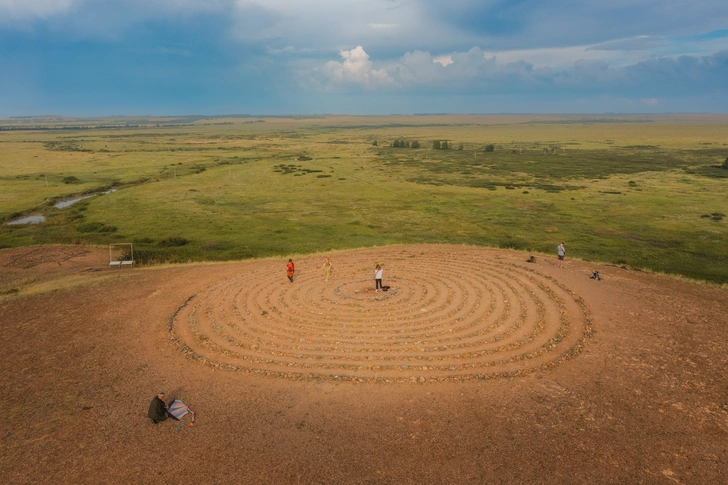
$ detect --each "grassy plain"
[1,114,727,282]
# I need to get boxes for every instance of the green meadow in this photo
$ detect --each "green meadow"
[1,114,727,282]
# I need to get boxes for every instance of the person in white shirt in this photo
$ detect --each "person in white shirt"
[374,264,383,292]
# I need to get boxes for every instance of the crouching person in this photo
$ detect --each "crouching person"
[148,392,169,424]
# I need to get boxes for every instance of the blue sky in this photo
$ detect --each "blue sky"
[1,0,727,116]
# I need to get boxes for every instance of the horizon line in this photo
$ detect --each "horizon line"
[3,112,727,120]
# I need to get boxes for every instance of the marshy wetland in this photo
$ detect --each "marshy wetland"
[1,114,727,282]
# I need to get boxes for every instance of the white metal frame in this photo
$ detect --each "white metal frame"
[109,243,134,268]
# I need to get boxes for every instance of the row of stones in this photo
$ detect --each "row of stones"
[168,261,591,380]
[184,263,537,359]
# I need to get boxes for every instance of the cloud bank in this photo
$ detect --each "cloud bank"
[300,46,728,97]
[1,0,727,114]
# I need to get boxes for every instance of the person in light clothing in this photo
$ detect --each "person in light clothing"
[323,256,333,281]
[374,264,383,292]
[557,242,565,268]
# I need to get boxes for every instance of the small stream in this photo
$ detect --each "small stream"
[54,187,117,209]
[6,215,46,225]
[5,187,117,225]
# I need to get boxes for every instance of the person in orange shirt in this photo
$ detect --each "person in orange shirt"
[287,259,295,282]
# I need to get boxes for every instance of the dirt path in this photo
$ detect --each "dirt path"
[1,244,727,484]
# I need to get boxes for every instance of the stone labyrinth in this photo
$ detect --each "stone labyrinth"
[170,246,593,383]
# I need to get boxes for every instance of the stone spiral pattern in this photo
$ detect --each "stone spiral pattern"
[169,248,593,383]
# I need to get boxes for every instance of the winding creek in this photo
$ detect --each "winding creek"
[4,187,117,225]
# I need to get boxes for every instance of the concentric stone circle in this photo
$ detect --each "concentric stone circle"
[169,246,593,383]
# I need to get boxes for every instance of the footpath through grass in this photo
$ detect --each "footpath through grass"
[1,114,727,283]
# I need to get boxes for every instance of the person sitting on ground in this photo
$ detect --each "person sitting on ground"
[148,392,169,424]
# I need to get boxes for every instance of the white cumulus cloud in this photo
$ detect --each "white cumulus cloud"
[0,0,78,21]
[315,46,394,89]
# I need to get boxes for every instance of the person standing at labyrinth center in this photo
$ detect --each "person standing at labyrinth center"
[287,259,295,282]
[374,264,383,292]
[557,242,565,268]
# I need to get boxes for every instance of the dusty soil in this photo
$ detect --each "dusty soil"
[1,244,726,484]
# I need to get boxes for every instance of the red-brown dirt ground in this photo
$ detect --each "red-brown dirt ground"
[1,244,727,484]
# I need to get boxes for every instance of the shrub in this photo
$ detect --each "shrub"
[498,238,526,250]
[484,144,495,152]
[722,156,728,169]
[77,222,104,233]
[201,241,223,250]
[158,237,190,247]
[62,176,81,184]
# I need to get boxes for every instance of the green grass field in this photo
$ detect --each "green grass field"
[1,114,727,282]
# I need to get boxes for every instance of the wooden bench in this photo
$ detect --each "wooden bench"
[109,260,133,268]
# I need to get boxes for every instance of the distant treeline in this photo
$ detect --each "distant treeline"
[518,118,654,125]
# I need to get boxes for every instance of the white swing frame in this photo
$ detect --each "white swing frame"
[109,243,134,268]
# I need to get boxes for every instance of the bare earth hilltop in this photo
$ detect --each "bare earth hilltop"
[1,244,727,484]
